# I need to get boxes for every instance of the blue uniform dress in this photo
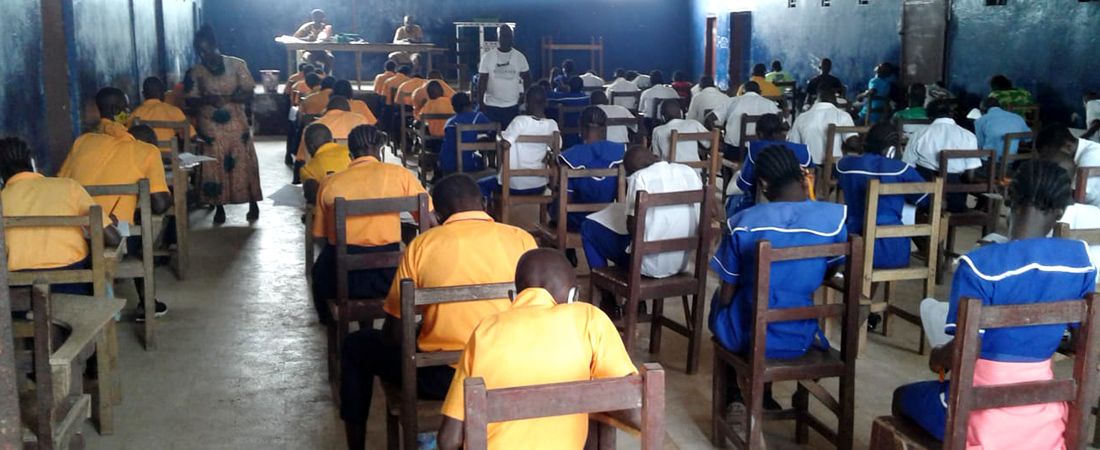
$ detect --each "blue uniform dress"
[547,95,590,150]
[895,238,1096,441]
[835,153,930,269]
[728,140,813,217]
[554,141,626,231]
[860,76,891,124]
[709,201,848,358]
[439,111,491,174]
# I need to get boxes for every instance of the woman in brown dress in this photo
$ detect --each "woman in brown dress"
[186,24,262,224]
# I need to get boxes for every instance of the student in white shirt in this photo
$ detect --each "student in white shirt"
[902,99,982,212]
[1038,124,1100,208]
[686,76,730,123]
[580,70,605,89]
[590,91,636,144]
[634,72,652,90]
[478,85,560,202]
[707,81,780,160]
[605,68,640,111]
[787,82,859,165]
[476,24,529,129]
[1083,92,1099,143]
[639,71,679,121]
[651,100,710,164]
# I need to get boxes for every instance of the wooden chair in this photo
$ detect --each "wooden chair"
[555,104,587,148]
[736,113,763,159]
[1073,166,1100,204]
[410,113,453,184]
[818,125,871,201]
[385,280,517,450]
[462,363,666,450]
[712,236,864,450]
[610,91,642,114]
[494,132,561,226]
[398,96,415,156]
[455,122,501,176]
[996,130,1037,191]
[535,165,626,254]
[1005,103,1041,129]
[937,150,1002,284]
[863,89,892,126]
[606,115,644,145]
[131,118,191,280]
[590,187,715,374]
[668,129,722,188]
[0,199,17,448]
[869,293,1100,450]
[84,180,159,350]
[896,118,932,152]
[325,194,431,399]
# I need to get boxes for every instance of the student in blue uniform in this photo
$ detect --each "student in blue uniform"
[891,160,1095,447]
[438,93,491,175]
[554,106,626,231]
[728,113,812,216]
[710,145,849,419]
[547,77,590,150]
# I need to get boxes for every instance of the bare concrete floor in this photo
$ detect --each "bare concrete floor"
[82,137,1085,449]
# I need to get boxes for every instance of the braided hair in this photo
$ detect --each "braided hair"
[754,144,805,201]
[864,122,899,156]
[1008,159,1072,213]
[347,124,385,158]
[0,137,34,182]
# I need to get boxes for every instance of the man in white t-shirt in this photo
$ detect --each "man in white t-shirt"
[477,24,529,129]
[1083,92,1099,143]
[580,71,605,89]
[651,100,710,164]
[580,145,703,280]
[478,86,559,202]
[708,81,780,160]
[787,83,859,165]
[591,91,636,144]
[902,99,981,212]
[638,70,680,124]
[605,68,640,111]
[686,76,729,124]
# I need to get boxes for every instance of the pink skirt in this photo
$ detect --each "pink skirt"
[966,358,1066,450]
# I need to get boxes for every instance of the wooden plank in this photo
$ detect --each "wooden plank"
[0,196,19,449]
[483,376,643,423]
[870,267,933,283]
[413,282,515,306]
[874,224,933,238]
[975,299,1086,328]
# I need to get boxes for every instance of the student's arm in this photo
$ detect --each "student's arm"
[477,73,489,105]
[438,418,463,450]
[103,224,122,249]
[717,281,737,307]
[303,179,320,204]
[150,193,172,215]
[929,339,955,374]
[1083,119,1100,141]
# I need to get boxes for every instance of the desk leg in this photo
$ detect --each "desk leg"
[287,48,294,80]
[94,328,113,435]
[426,51,433,73]
[356,51,362,91]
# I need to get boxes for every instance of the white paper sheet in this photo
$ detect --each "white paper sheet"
[585,203,629,235]
[178,152,217,169]
[268,184,306,208]
[920,298,953,348]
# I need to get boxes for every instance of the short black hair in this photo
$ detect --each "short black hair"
[741,81,761,94]
[864,123,899,156]
[990,75,1013,91]
[755,114,784,140]
[1008,159,1072,213]
[326,95,351,111]
[431,173,482,218]
[426,80,444,98]
[193,24,218,49]
[142,77,167,100]
[304,123,334,155]
[385,60,397,72]
[128,125,158,146]
[94,87,128,118]
[925,99,954,119]
[589,90,609,105]
[649,70,665,86]
[305,73,322,88]
[699,76,715,88]
[333,79,354,99]
[672,70,688,83]
[754,144,805,201]
[752,63,767,77]
[451,92,472,112]
[397,65,412,75]
[321,76,337,90]
[1036,124,1078,153]
[298,63,310,72]
[566,76,584,93]
[907,84,926,107]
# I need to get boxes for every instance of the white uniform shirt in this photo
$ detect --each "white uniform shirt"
[788,101,858,164]
[627,162,704,278]
[1059,203,1100,282]
[1075,138,1100,207]
[638,85,680,119]
[605,78,640,110]
[634,74,652,89]
[499,115,560,190]
[580,73,605,88]
[597,104,636,144]
[1086,99,1100,143]
[651,118,711,164]
[690,84,702,97]
[902,118,981,173]
[686,87,730,123]
[712,92,780,147]
[478,49,530,108]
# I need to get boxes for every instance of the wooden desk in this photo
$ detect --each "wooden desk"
[278,40,438,88]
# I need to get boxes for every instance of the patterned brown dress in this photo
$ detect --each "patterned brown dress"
[185,55,263,205]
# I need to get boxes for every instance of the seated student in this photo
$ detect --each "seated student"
[287,62,310,89]
[300,75,336,117]
[903,99,982,212]
[728,113,812,216]
[710,145,848,419]
[477,85,559,202]
[438,93,491,175]
[687,76,730,124]
[892,160,1094,448]
[436,249,637,450]
[131,76,195,144]
[892,84,929,122]
[555,106,628,231]
[605,68,640,111]
[548,76,590,149]
[80,86,133,139]
[638,70,680,125]
[395,72,427,108]
[340,174,537,450]
[552,59,576,91]
[764,60,793,84]
[579,69,605,89]
[372,60,397,97]
[381,65,412,105]
[650,99,710,164]
[291,66,317,106]
[1036,133,1100,274]
[2,137,122,295]
[788,82,858,165]
[414,81,457,151]
[311,125,431,324]
[805,58,842,106]
[856,63,893,124]
[975,97,1031,166]
[295,96,371,164]
[1083,92,1100,143]
[736,63,782,97]
[708,81,781,162]
[412,70,456,113]
[590,91,636,144]
[332,79,377,126]
[988,74,1033,109]
[671,70,694,99]
[1037,124,1100,208]
[299,123,351,203]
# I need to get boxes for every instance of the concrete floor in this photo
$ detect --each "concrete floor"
[81,137,1079,449]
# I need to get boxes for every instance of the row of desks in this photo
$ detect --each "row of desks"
[279,40,440,89]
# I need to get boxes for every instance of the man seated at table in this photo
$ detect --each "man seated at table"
[293,9,334,72]
[300,123,351,203]
[300,75,336,117]
[438,93,491,176]
[332,79,377,125]
[131,76,195,144]
[437,248,637,450]
[2,137,122,296]
[651,99,711,165]
[477,85,559,202]
[295,96,371,165]
[554,106,627,232]
[341,173,537,450]
[389,15,424,71]
[412,70,456,113]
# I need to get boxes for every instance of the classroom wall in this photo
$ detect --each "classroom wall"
[202,0,692,83]
[0,0,47,162]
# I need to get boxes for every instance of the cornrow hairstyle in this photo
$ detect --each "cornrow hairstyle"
[754,144,805,201]
[0,137,34,181]
[579,106,607,129]
[1008,159,1072,214]
[864,123,899,156]
[347,124,385,157]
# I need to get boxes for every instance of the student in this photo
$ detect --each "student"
[435,93,491,176]
[552,59,575,90]
[131,76,195,143]
[380,65,411,106]
[293,9,334,71]
[729,113,812,216]
[686,76,730,123]
[605,68,640,111]
[892,84,929,121]
[1082,92,1099,143]
[547,76,590,149]
[300,75,336,117]
[341,174,537,450]
[477,85,559,202]
[708,81,781,161]
[633,70,652,89]
[555,107,627,231]
[332,79,378,125]
[892,160,1094,448]
[294,71,321,107]
[590,91,636,144]
[764,60,793,84]
[414,81,456,143]
[651,99,710,164]
[711,145,847,420]
[671,71,694,99]
[975,97,1031,164]
[638,70,680,124]
[411,70,456,112]
[805,58,841,106]
[988,74,1033,109]
[395,72,427,107]
[477,24,529,128]
[856,63,893,124]
[737,63,781,97]
[82,86,132,139]
[287,62,310,88]
[372,60,398,96]
[295,96,371,164]
[436,249,637,450]
[579,69,605,89]
[903,99,982,212]
[311,125,431,324]
[788,83,860,165]
[300,123,351,203]
[1,137,122,295]
[1037,124,1100,208]
[289,64,315,105]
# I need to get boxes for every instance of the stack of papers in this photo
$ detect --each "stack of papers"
[178,152,217,169]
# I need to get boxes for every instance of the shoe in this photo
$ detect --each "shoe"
[599,293,622,320]
[867,312,882,331]
[724,401,767,449]
[213,206,226,224]
[247,203,260,222]
[135,300,169,322]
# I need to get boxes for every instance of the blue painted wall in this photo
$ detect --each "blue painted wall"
[0,0,47,164]
[203,0,692,83]
[163,0,200,85]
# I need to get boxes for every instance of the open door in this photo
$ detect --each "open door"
[728,12,752,91]
[704,16,717,79]
[900,0,948,86]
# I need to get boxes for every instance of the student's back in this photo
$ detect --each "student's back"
[2,173,109,271]
[59,134,169,222]
[559,140,626,229]
[835,153,927,268]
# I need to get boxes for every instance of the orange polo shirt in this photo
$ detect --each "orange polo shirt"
[296,110,372,161]
[416,97,455,136]
[383,211,538,352]
[93,118,131,139]
[292,82,316,106]
[2,172,111,271]
[381,73,410,105]
[300,142,351,185]
[396,78,427,106]
[349,99,378,125]
[300,88,333,116]
[287,71,306,87]
[440,287,637,449]
[412,80,456,112]
[130,99,195,143]
[373,70,396,95]
[312,156,432,246]
[58,133,170,222]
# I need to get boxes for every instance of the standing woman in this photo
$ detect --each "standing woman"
[186,24,262,224]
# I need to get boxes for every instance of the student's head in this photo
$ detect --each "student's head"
[94,87,130,121]
[589,90,609,106]
[990,75,1013,92]
[397,65,412,76]
[562,59,575,74]
[740,81,761,95]
[771,60,783,72]
[128,125,158,146]
[321,76,337,90]
[926,99,954,120]
[699,76,715,89]
[451,92,473,113]
[403,15,414,26]
[432,173,484,221]
[303,123,334,156]
[1084,91,1099,105]
[535,78,551,89]
[751,63,767,77]
[326,96,351,112]
[298,63,310,73]
[613,68,626,79]
[625,70,638,82]
[428,70,443,80]
[497,24,514,52]
[385,60,397,73]
[649,70,665,86]
[817,81,841,104]
[142,77,167,101]
[864,123,899,156]
[755,114,785,141]
[672,71,688,83]
[1007,160,1072,239]
[874,63,891,78]
[0,137,34,181]
[754,145,809,202]
[524,85,548,116]
[305,73,322,89]
[314,68,326,76]
[410,72,423,80]
[579,106,608,142]
[347,124,385,159]
[1036,124,1079,159]
[311,9,326,23]
[566,76,584,94]
[426,80,444,100]
[193,24,220,66]
[660,99,682,122]
[907,84,926,108]
[515,249,577,304]
[624,144,658,176]
[979,96,1000,114]
[819,58,833,74]
[333,80,355,100]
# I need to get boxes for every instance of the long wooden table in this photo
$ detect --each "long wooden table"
[279,40,439,88]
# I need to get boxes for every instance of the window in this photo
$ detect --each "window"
[821,0,830,6]
[986,0,1007,5]
[788,0,796,7]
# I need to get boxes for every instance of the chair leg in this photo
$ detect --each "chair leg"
[326,319,338,382]
[881,282,892,337]
[386,412,399,450]
[793,383,810,444]
[687,294,705,375]
[746,376,766,449]
[838,372,856,450]
[93,329,113,435]
[648,298,665,355]
[711,348,728,447]
[142,275,156,351]
[622,293,639,355]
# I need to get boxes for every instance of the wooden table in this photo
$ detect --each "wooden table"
[278,40,439,88]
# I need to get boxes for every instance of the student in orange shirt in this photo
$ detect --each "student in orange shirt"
[295,96,371,162]
[332,79,377,125]
[300,75,336,117]
[292,68,318,107]
[415,81,456,143]
[373,60,397,96]
[412,70,457,113]
[131,76,195,144]
[287,63,310,89]
[299,123,350,203]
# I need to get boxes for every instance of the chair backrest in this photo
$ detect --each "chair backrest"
[938,150,996,195]
[943,294,1100,449]
[1004,104,1040,128]
[500,132,561,196]
[606,115,643,144]
[863,88,892,126]
[417,113,455,139]
[896,118,932,150]
[668,129,721,187]
[610,91,642,114]
[462,363,666,450]
[4,205,108,297]
[555,104,587,137]
[333,194,430,305]
[1054,222,1100,246]
[549,163,626,248]
[651,97,680,121]
[455,122,502,173]
[627,187,715,293]
[1073,166,1100,204]
[0,199,18,448]
[998,131,1037,182]
[861,178,944,297]
[819,124,871,200]
[738,113,762,149]
[84,178,152,235]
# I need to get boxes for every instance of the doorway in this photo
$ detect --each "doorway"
[900,0,948,86]
[727,12,752,90]
[704,15,717,79]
